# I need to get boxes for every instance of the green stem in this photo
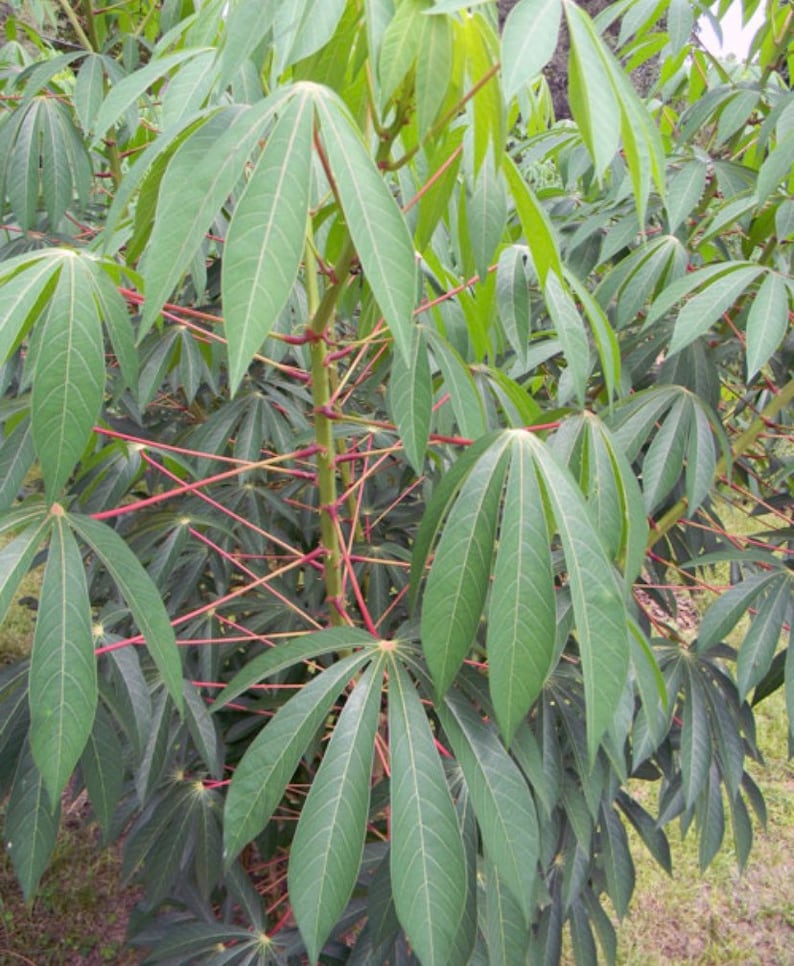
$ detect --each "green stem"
[55,0,93,51]
[651,377,794,546]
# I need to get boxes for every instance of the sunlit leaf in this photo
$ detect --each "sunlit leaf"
[501,0,561,102]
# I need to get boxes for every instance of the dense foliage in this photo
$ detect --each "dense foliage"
[0,0,792,962]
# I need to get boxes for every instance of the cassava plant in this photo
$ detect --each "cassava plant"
[0,0,792,962]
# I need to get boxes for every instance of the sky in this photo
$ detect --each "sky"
[697,2,768,59]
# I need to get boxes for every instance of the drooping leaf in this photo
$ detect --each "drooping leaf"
[484,854,531,965]
[696,570,781,654]
[503,154,562,284]
[0,417,35,512]
[80,704,124,841]
[290,658,385,963]
[745,272,789,379]
[29,515,97,802]
[544,272,590,407]
[67,514,183,711]
[0,515,49,627]
[388,660,467,966]
[424,326,487,440]
[598,804,635,919]
[736,573,791,701]
[223,651,372,867]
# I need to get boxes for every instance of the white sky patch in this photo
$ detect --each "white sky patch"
[697,2,767,59]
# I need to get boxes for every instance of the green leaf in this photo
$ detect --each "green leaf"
[290,659,385,963]
[501,0,561,102]
[681,667,711,808]
[503,154,562,284]
[223,650,371,867]
[74,54,106,133]
[599,804,634,919]
[487,438,555,743]
[424,326,487,440]
[212,627,378,711]
[388,660,467,966]
[669,265,764,355]
[80,705,124,841]
[182,681,222,779]
[223,90,314,392]
[544,272,589,407]
[0,253,62,370]
[440,688,538,918]
[416,5,453,135]
[4,744,60,900]
[528,433,629,760]
[467,151,507,282]
[484,855,531,965]
[29,516,97,802]
[0,417,35,511]
[0,516,49,627]
[389,327,432,474]
[378,0,422,110]
[67,514,183,711]
[757,127,794,205]
[421,438,509,696]
[736,574,791,701]
[745,272,789,379]
[315,90,418,365]
[217,0,277,91]
[666,159,708,234]
[140,100,278,334]
[31,256,105,500]
[696,570,780,654]
[684,399,717,515]
[496,245,531,365]
[409,431,503,606]
[91,49,210,144]
[565,3,619,178]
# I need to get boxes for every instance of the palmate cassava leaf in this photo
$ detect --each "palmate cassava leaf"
[290,657,385,963]
[223,88,314,392]
[388,660,468,966]
[29,514,97,803]
[314,88,418,365]
[223,649,373,867]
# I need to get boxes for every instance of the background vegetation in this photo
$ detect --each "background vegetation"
[0,0,792,963]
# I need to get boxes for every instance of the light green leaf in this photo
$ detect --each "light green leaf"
[666,160,708,234]
[74,54,106,133]
[545,272,589,407]
[736,574,790,701]
[5,744,60,900]
[378,0,422,109]
[0,516,49,627]
[80,705,124,841]
[31,256,104,501]
[160,49,217,130]
[440,688,538,918]
[467,151,507,282]
[213,628,378,712]
[315,90,418,365]
[565,3,619,178]
[223,90,314,392]
[0,417,35,511]
[496,245,531,364]
[503,154,562,284]
[528,433,629,760]
[290,659,385,963]
[421,438,509,696]
[67,514,183,711]
[217,0,277,91]
[0,252,62,369]
[501,0,561,102]
[424,326,487,440]
[223,651,371,867]
[29,517,97,802]
[389,327,432,473]
[141,101,277,335]
[669,265,763,355]
[746,272,789,379]
[388,660,467,966]
[757,127,794,204]
[91,49,209,144]
[487,439,555,743]
[416,5,453,135]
